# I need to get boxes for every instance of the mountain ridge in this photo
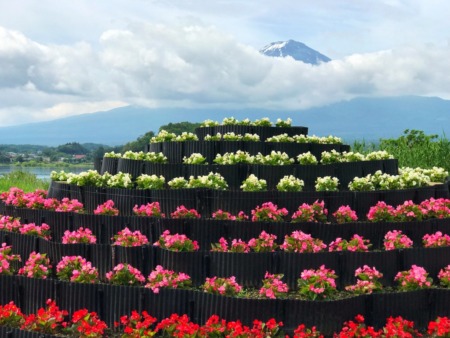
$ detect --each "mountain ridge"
[0,96,448,146]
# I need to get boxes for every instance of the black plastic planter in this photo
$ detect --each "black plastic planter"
[370,289,431,330]
[47,181,71,200]
[117,158,145,180]
[101,157,119,175]
[209,252,273,288]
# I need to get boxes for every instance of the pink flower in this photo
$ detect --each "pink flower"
[383,230,413,250]
[94,200,119,216]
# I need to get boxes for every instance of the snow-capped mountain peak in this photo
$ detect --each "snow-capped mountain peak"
[259,39,331,65]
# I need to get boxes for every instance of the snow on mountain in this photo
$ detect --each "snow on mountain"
[260,39,331,65]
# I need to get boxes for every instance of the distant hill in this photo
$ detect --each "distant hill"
[259,40,331,65]
[0,96,448,146]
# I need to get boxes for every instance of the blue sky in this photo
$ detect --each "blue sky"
[0,0,449,126]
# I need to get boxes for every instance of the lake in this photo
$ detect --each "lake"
[0,165,93,180]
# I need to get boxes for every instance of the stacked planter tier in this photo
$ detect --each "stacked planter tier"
[1,205,450,335]
[4,124,450,337]
[48,181,448,218]
[145,140,351,164]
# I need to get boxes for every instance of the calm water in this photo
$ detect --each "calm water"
[0,166,93,180]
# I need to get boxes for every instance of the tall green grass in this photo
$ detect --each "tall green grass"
[353,129,450,172]
[0,171,50,192]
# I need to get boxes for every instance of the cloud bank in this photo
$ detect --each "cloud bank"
[0,22,449,126]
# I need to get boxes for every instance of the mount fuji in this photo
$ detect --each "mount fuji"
[259,39,331,65]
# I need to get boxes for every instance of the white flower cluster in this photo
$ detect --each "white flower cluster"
[103,151,122,159]
[111,151,167,163]
[174,132,199,142]
[266,134,295,143]
[348,168,437,191]
[320,150,395,164]
[275,118,292,127]
[150,130,177,143]
[320,150,343,164]
[400,166,449,183]
[364,151,395,161]
[145,152,168,163]
[213,151,255,165]
[240,174,267,192]
[254,151,294,165]
[253,117,272,127]
[107,172,133,189]
[66,170,103,187]
[200,119,220,127]
[188,172,228,190]
[204,133,222,141]
[50,170,70,181]
[136,174,165,190]
[297,152,318,165]
[122,150,147,160]
[167,172,228,190]
[167,177,189,189]
[183,153,207,165]
[341,152,366,162]
[276,175,305,192]
[315,176,340,192]
[221,132,260,142]
[294,134,343,144]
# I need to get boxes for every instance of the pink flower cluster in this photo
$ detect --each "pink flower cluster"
[248,231,278,252]
[251,202,288,222]
[154,230,199,252]
[291,200,328,223]
[0,216,23,232]
[202,276,242,296]
[56,255,99,284]
[211,209,236,221]
[328,234,371,252]
[0,243,21,275]
[146,265,192,293]
[297,265,337,300]
[0,187,83,212]
[18,252,52,279]
[394,265,433,290]
[133,202,165,218]
[62,227,97,244]
[106,263,146,286]
[423,231,450,248]
[280,231,327,253]
[259,272,289,299]
[210,210,250,222]
[383,230,413,250]
[345,265,384,294]
[332,205,358,224]
[210,237,250,253]
[112,227,149,247]
[93,200,119,216]
[438,265,450,288]
[19,223,51,240]
[170,205,201,219]
[367,198,450,222]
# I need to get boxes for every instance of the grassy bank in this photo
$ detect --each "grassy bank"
[0,171,49,192]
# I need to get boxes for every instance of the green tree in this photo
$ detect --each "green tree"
[121,131,155,152]
[57,142,88,155]
[159,122,201,134]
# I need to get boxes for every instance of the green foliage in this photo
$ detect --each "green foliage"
[379,129,450,172]
[159,122,201,134]
[56,142,89,155]
[0,171,49,192]
[121,131,155,152]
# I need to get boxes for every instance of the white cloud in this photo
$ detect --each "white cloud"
[0,22,449,126]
